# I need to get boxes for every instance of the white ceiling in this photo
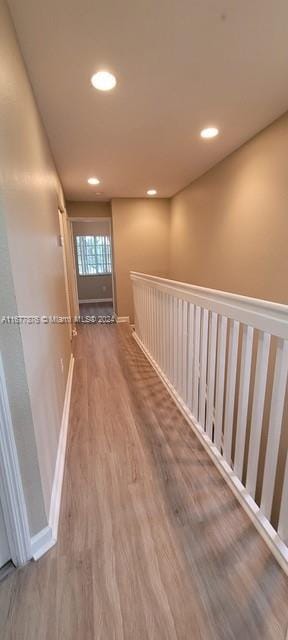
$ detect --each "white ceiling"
[8,0,288,201]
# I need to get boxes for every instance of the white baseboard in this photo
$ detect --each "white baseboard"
[31,353,75,561]
[133,331,288,577]
[30,525,54,561]
[116,316,130,323]
[79,298,113,304]
[49,354,74,540]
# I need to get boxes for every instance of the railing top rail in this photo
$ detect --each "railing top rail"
[130,271,288,339]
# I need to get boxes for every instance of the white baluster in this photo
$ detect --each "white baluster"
[261,339,288,520]
[199,308,209,428]
[163,292,168,374]
[192,306,201,420]
[182,300,188,403]
[234,325,254,480]
[158,290,162,368]
[223,320,240,466]
[173,296,178,388]
[155,289,159,364]
[214,316,228,451]
[187,303,195,410]
[206,312,218,440]
[246,331,271,498]
[147,286,152,353]
[143,284,147,346]
[177,298,183,395]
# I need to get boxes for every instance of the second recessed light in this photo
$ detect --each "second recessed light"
[200,127,219,139]
[147,189,157,196]
[91,70,117,91]
[87,177,100,185]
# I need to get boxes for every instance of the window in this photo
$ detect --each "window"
[76,235,112,275]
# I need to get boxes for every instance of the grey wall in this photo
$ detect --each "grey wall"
[77,274,113,302]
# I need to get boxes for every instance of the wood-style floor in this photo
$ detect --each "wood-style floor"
[1,324,288,639]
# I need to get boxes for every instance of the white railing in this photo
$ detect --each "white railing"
[131,271,288,573]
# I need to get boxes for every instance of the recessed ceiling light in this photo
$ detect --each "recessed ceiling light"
[147,189,157,196]
[200,127,219,139]
[87,177,100,185]
[91,71,117,91]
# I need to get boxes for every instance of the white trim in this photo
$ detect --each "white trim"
[0,354,31,566]
[31,354,74,560]
[133,332,288,576]
[30,525,54,561]
[49,354,74,540]
[79,298,113,304]
[116,316,130,324]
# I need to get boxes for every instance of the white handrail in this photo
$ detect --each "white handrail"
[131,271,288,574]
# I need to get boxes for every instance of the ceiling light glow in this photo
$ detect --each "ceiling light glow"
[200,127,219,139]
[91,71,117,91]
[87,177,100,185]
[147,189,157,196]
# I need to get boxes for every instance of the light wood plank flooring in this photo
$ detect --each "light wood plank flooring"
[1,324,288,639]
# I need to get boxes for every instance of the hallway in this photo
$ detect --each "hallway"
[0,324,287,639]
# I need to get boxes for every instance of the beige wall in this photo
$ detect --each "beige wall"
[0,1,71,531]
[67,201,111,219]
[111,199,170,320]
[169,112,288,305]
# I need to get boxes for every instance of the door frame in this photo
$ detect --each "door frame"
[68,219,80,317]
[58,209,73,340]
[70,217,115,312]
[0,354,31,566]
